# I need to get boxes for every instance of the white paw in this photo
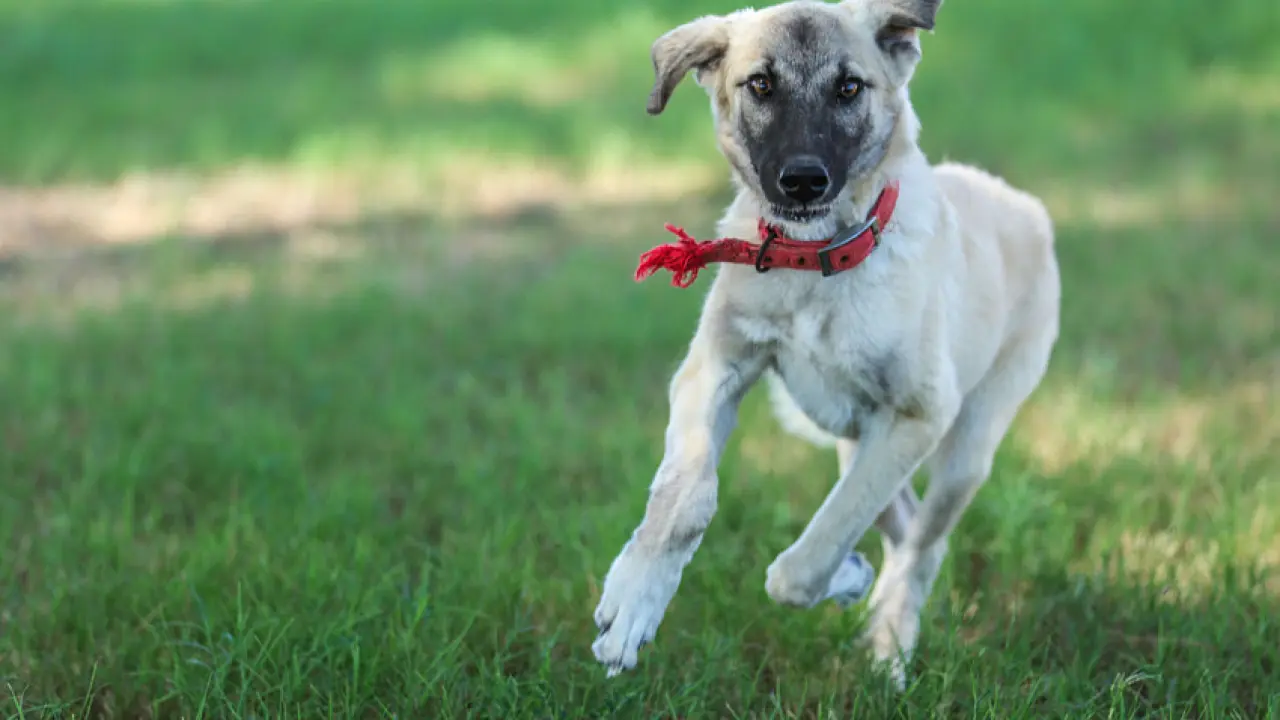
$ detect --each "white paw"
[864,628,910,691]
[824,552,876,608]
[591,547,683,675]
[765,548,835,608]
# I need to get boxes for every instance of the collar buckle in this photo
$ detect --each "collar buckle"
[816,216,881,276]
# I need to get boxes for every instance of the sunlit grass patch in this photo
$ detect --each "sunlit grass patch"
[1,0,1279,715]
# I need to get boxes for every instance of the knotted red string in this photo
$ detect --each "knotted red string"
[633,224,727,288]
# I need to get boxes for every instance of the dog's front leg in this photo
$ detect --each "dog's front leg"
[764,396,957,610]
[765,393,957,688]
[592,329,764,675]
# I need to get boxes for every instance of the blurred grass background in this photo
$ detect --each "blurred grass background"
[1,0,1278,717]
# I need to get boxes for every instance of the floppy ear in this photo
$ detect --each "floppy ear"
[646,15,730,115]
[872,0,942,63]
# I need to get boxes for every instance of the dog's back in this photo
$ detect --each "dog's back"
[933,162,1056,299]
[933,161,1060,371]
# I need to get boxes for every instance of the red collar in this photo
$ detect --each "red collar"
[634,181,900,288]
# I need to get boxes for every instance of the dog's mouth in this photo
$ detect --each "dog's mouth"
[770,204,832,223]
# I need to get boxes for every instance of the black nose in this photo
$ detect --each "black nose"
[777,159,830,204]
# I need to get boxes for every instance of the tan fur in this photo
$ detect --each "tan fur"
[592,0,1060,687]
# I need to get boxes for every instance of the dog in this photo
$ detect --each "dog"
[591,0,1060,686]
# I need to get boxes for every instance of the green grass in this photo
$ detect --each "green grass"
[2,0,1279,717]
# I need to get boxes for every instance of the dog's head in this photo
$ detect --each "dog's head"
[646,0,939,229]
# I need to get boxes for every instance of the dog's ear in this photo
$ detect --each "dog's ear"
[875,0,941,59]
[646,15,731,115]
[870,0,942,63]
[846,0,942,83]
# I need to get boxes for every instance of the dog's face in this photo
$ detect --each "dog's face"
[647,0,940,225]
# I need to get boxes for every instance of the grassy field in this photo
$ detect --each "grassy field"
[2,0,1279,717]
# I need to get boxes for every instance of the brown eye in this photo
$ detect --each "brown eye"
[837,77,863,99]
[747,74,772,97]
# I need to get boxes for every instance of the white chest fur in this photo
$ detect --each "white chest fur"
[726,271,914,441]
[772,339,868,440]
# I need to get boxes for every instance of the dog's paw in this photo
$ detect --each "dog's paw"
[765,548,834,608]
[862,630,910,691]
[591,548,682,675]
[824,552,876,608]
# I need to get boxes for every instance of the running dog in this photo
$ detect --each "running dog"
[591,0,1060,686]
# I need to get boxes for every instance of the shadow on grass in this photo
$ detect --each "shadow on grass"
[899,568,1280,717]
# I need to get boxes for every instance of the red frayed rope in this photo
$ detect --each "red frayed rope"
[633,224,728,288]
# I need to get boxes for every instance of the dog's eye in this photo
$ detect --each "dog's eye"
[747,74,773,98]
[836,77,864,99]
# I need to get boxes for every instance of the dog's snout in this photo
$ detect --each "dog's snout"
[777,159,830,204]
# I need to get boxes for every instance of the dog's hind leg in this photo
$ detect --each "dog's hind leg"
[860,327,1056,686]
